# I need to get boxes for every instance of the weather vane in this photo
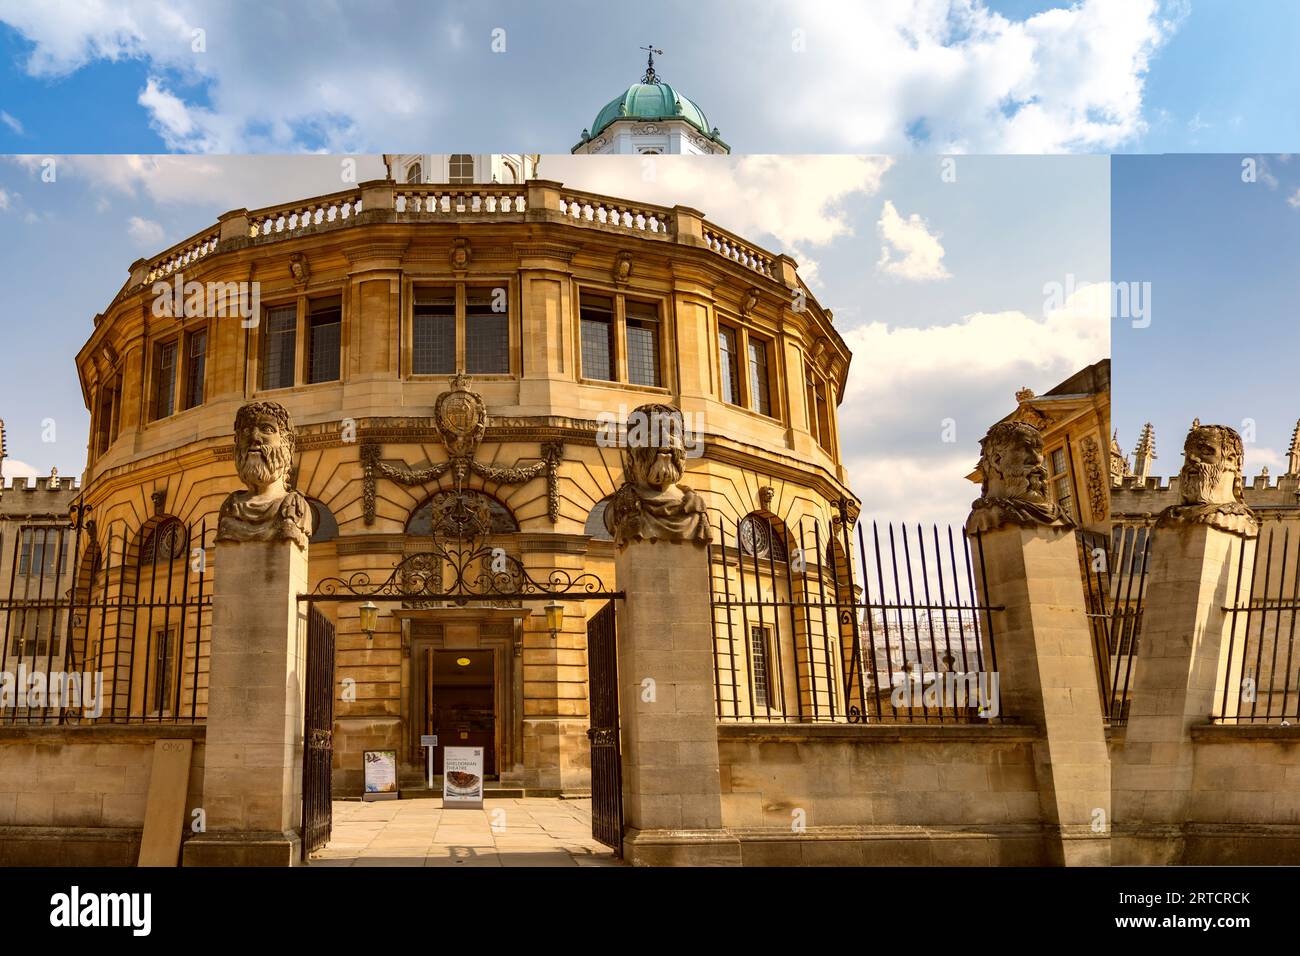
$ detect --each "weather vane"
[640,44,663,84]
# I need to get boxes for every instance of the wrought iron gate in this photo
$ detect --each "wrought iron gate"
[301,604,336,861]
[586,600,623,856]
[1077,526,1151,726]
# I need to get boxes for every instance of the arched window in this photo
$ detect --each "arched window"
[407,490,518,537]
[503,162,517,183]
[585,497,614,541]
[449,154,474,185]
[406,162,423,184]
[738,513,788,561]
[308,499,340,543]
[139,517,187,565]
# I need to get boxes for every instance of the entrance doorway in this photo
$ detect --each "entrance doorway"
[419,649,496,776]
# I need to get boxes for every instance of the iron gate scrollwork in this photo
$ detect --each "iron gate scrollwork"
[301,604,335,862]
[586,600,623,855]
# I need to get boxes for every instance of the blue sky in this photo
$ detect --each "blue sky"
[0,0,1282,155]
[0,153,1108,526]
[1111,153,1300,480]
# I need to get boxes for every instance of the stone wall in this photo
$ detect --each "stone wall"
[0,725,205,865]
[717,724,1049,865]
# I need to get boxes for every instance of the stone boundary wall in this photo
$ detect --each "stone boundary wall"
[0,724,206,865]
[717,723,1049,865]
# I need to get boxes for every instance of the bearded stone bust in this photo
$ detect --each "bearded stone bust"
[1158,423,1258,536]
[216,401,312,550]
[604,403,712,548]
[966,421,1075,534]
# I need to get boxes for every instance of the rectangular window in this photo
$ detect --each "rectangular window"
[1049,446,1073,519]
[719,326,740,405]
[466,287,510,374]
[413,289,456,375]
[580,292,615,382]
[18,527,64,577]
[96,377,118,455]
[625,299,661,387]
[152,628,174,714]
[748,337,772,416]
[152,340,177,420]
[750,625,772,710]
[307,299,342,384]
[10,609,59,658]
[184,328,207,410]
[262,305,297,390]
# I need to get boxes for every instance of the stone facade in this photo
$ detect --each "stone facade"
[72,177,852,797]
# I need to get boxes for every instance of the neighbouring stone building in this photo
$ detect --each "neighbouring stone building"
[69,174,851,797]
[966,359,1112,535]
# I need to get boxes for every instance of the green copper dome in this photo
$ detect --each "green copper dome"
[587,82,714,139]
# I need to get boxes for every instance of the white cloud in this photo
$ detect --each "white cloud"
[0,111,23,135]
[0,188,9,210]
[1,458,39,481]
[0,0,1178,153]
[785,0,1178,153]
[877,200,951,281]
[1288,188,1300,210]
[543,154,893,281]
[126,215,164,246]
[838,282,1108,523]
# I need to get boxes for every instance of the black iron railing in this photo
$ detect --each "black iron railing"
[1216,524,1300,724]
[1078,526,1151,726]
[0,510,213,724]
[709,501,1003,724]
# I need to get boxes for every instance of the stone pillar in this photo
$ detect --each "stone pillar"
[1113,422,1258,865]
[607,402,739,865]
[183,400,314,866]
[967,421,1110,866]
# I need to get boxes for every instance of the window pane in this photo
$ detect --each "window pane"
[580,293,614,382]
[262,306,297,390]
[466,287,509,374]
[625,300,660,387]
[153,341,177,420]
[750,626,771,710]
[185,329,207,409]
[413,290,456,374]
[449,154,474,184]
[719,327,740,405]
[748,338,771,416]
[1051,447,1067,476]
[308,301,341,384]
[406,162,422,184]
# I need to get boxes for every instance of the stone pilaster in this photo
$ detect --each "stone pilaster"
[615,540,740,865]
[1112,522,1255,864]
[972,524,1112,865]
[183,538,308,866]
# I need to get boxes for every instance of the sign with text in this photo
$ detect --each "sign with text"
[363,749,399,802]
[442,746,484,809]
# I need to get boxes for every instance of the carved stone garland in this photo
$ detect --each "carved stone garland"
[1078,435,1107,524]
[361,374,563,526]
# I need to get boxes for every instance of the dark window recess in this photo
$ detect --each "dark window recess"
[580,293,615,382]
[307,301,342,384]
[625,299,660,387]
[750,626,772,709]
[184,329,207,409]
[262,306,297,389]
[413,290,456,375]
[153,340,177,420]
[466,287,509,374]
[719,326,740,405]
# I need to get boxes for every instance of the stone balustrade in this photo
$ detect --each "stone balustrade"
[135,180,796,292]
[247,190,364,239]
